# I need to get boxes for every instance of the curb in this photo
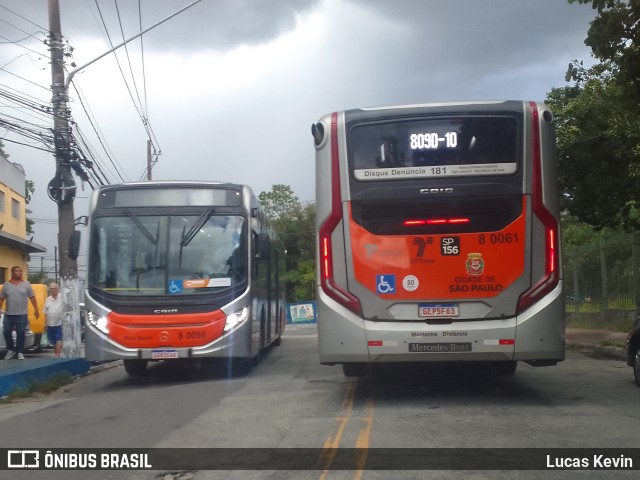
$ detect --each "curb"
[86,360,122,374]
[0,358,91,397]
[567,342,627,360]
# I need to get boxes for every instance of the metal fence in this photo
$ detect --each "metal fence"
[564,234,639,329]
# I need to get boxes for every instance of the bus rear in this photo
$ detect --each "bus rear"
[313,101,564,376]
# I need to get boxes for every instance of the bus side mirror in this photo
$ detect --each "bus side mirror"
[312,122,325,147]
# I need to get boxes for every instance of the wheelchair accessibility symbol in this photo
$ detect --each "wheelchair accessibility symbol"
[376,275,396,295]
[168,279,183,294]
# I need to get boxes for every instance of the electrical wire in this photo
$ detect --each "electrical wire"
[93,0,161,168]
[0,4,48,32]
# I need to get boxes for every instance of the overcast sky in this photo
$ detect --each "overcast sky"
[0,0,597,277]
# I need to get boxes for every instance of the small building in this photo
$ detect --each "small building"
[0,154,46,282]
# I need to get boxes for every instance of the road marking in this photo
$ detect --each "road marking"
[353,398,375,479]
[318,378,357,478]
[318,378,376,479]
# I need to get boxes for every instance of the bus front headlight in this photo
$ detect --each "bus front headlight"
[87,311,109,334]
[224,307,249,333]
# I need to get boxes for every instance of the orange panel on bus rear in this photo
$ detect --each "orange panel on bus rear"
[349,198,527,300]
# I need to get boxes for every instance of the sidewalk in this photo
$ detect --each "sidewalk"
[0,329,630,398]
[0,347,91,397]
[565,328,628,360]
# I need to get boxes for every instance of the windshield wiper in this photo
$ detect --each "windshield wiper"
[125,209,158,245]
[180,208,214,247]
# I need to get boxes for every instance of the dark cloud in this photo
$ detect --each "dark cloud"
[342,0,596,97]
[1,0,321,52]
[64,0,321,52]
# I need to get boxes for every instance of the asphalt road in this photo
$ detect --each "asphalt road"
[1,323,639,480]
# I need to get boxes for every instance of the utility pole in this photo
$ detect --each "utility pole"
[46,0,202,357]
[147,139,152,180]
[49,0,82,357]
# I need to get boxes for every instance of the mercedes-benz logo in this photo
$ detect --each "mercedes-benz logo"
[159,331,169,342]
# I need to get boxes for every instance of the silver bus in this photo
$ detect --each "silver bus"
[84,181,286,375]
[312,101,564,376]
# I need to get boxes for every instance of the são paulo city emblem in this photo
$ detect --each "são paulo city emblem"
[465,253,485,276]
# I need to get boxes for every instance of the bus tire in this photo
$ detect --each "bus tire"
[633,346,640,388]
[228,357,251,376]
[123,359,148,376]
[273,335,282,347]
[342,363,366,377]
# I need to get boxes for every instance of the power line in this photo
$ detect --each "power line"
[93,0,161,168]
[0,66,50,91]
[0,33,48,57]
[0,4,48,32]
[69,79,126,182]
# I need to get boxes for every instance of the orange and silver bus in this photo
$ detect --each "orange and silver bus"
[84,181,286,375]
[312,101,563,376]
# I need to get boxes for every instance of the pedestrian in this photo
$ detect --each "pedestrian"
[0,266,40,360]
[44,282,64,357]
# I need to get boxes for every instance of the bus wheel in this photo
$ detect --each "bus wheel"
[342,363,366,377]
[123,359,148,376]
[633,346,640,388]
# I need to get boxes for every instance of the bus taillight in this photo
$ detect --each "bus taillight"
[317,113,363,317]
[517,103,560,313]
[403,218,470,227]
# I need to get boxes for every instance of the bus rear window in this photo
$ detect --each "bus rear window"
[349,116,520,181]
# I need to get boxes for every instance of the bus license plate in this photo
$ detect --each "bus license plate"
[419,303,459,318]
[151,349,179,359]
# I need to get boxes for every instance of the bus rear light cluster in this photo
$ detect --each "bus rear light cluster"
[317,113,363,317]
[517,103,560,314]
[403,218,470,227]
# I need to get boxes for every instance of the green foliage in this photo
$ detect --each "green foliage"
[259,185,315,302]
[1,373,73,402]
[258,184,300,220]
[556,1,640,230]
[547,71,640,230]
[0,139,8,159]
[25,180,35,236]
[569,0,640,102]
[561,213,611,251]
[28,271,53,284]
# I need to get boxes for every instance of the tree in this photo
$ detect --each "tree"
[546,76,640,230]
[258,185,316,302]
[545,0,640,230]
[25,179,35,236]
[569,0,640,102]
[258,184,300,220]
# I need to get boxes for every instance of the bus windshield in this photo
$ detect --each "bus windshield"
[89,213,246,296]
[349,115,519,180]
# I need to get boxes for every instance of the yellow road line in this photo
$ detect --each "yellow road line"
[318,379,358,478]
[352,397,375,479]
[318,379,376,480]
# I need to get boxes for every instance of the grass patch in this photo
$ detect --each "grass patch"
[1,372,74,402]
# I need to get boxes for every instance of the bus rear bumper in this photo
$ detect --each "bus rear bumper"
[317,282,565,366]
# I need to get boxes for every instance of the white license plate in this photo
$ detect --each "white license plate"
[418,303,459,318]
[151,349,179,359]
